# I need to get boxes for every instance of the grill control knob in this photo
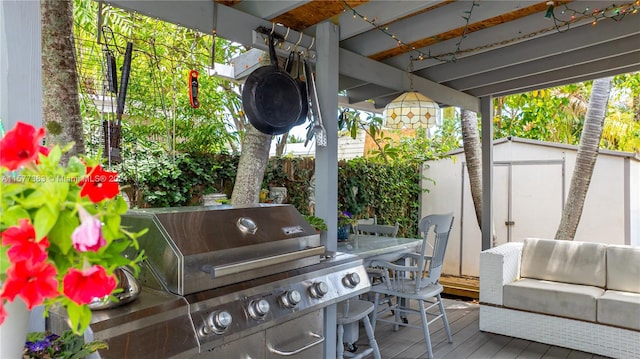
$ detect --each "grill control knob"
[203,310,232,335]
[248,299,270,319]
[342,272,361,288]
[280,290,302,308]
[309,281,329,298]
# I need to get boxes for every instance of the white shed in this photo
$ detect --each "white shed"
[421,137,640,278]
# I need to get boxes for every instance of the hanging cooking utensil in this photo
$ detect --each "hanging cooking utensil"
[116,41,133,126]
[103,41,132,164]
[241,33,305,135]
[303,58,327,147]
[284,50,308,127]
[189,69,200,108]
[104,48,118,94]
[293,52,308,126]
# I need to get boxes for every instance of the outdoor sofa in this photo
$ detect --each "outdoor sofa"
[479,238,640,359]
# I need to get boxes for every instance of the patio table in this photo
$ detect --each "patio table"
[337,234,422,266]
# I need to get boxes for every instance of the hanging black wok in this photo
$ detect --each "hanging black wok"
[242,34,305,135]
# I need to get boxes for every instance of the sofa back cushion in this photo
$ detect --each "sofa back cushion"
[607,245,640,293]
[521,238,607,288]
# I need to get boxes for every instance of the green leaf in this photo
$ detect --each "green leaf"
[67,156,86,176]
[47,145,63,165]
[101,213,122,240]
[1,205,31,227]
[47,209,79,255]
[18,189,47,209]
[33,205,59,240]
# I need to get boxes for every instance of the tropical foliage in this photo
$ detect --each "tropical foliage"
[495,77,640,153]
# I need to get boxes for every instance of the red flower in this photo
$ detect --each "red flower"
[0,260,59,310]
[1,219,49,263]
[0,121,46,171]
[0,301,6,326]
[78,165,119,203]
[35,145,50,164]
[38,146,50,156]
[62,265,116,305]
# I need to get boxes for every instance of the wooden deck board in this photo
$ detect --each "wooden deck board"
[347,297,612,359]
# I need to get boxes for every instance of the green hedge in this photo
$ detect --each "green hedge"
[122,154,421,237]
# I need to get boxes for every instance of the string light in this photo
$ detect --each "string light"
[342,0,479,63]
[547,1,639,25]
[342,0,640,64]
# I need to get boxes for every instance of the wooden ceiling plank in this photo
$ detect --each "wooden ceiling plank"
[420,17,640,83]
[479,64,640,98]
[445,35,640,92]
[340,0,509,57]
[369,1,564,61]
[231,0,310,20]
[469,52,640,97]
[337,0,444,39]
[270,0,368,31]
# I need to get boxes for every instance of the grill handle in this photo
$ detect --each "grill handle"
[201,246,325,279]
[267,332,324,356]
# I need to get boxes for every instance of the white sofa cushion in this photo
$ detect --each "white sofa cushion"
[521,238,607,288]
[597,290,640,330]
[607,245,640,293]
[504,278,604,321]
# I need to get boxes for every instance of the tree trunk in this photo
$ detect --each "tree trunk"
[555,77,613,240]
[275,131,289,157]
[41,0,85,158]
[230,124,272,205]
[461,109,483,229]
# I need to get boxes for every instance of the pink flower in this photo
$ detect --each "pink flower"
[71,206,106,252]
[63,265,116,305]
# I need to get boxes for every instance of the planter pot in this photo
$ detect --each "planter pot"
[269,187,287,204]
[0,298,29,357]
[337,225,350,240]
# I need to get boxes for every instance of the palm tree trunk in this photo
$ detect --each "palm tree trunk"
[461,109,483,229]
[41,0,85,158]
[555,77,613,240]
[230,124,272,205]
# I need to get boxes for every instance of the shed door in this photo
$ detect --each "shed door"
[507,161,564,242]
[460,160,564,277]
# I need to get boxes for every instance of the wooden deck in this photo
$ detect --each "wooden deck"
[350,297,611,359]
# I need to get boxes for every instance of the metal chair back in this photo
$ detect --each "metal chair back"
[356,222,399,237]
[415,213,455,289]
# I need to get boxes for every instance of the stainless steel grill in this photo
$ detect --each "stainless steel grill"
[47,204,370,358]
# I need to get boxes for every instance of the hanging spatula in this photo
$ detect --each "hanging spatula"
[303,58,327,147]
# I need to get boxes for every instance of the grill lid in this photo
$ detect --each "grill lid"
[122,204,322,295]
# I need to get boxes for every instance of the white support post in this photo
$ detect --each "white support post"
[0,0,42,132]
[314,22,340,252]
[314,21,340,359]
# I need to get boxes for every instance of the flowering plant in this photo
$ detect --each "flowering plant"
[0,122,144,334]
[24,330,107,358]
[338,211,356,228]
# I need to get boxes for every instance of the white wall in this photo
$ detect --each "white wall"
[0,0,42,131]
[421,138,639,277]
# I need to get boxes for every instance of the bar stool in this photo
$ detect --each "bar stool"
[336,298,381,359]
